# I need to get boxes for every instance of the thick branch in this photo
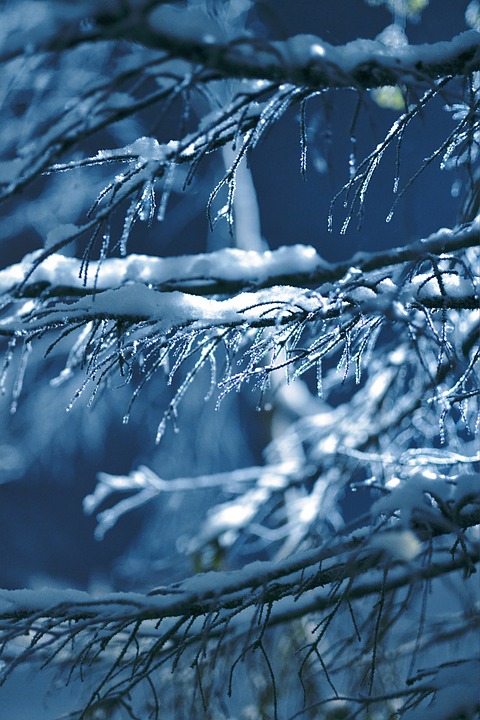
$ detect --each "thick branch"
[0,544,477,628]
[1,222,478,298]
[116,12,480,90]
[3,2,479,91]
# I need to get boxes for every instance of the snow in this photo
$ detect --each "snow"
[1,223,476,306]
[142,10,480,89]
[0,244,326,293]
[0,540,349,619]
[466,1,480,31]
[0,6,478,719]
[347,286,378,303]
[411,271,479,300]
[376,24,408,48]
[0,529,461,627]
[199,488,269,545]
[369,529,421,562]
[271,30,480,85]
[49,137,180,174]
[0,586,92,614]
[371,470,480,525]
[0,276,330,338]
[20,282,323,333]
[97,136,175,163]
[85,463,288,540]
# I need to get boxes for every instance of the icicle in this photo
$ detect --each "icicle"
[348,150,356,180]
[438,412,447,445]
[138,181,156,224]
[355,356,362,385]
[204,352,217,402]
[348,91,362,180]
[391,132,405,200]
[255,370,270,411]
[93,233,110,292]
[316,358,323,397]
[327,210,334,233]
[300,99,308,180]
[0,337,17,396]
[66,322,95,372]
[10,341,32,414]
[250,86,297,150]
[155,415,168,445]
[340,214,352,235]
[440,133,464,170]
[359,154,382,207]
[338,333,351,381]
[120,198,138,256]
[157,162,176,222]
[66,376,90,412]
[168,335,195,386]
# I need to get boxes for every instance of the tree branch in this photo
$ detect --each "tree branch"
[1,221,478,298]
[131,22,480,90]
[0,543,477,648]
[3,1,479,90]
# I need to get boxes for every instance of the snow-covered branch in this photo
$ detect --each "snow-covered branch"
[0,268,476,338]
[6,1,479,89]
[0,544,477,627]
[1,222,479,297]
[0,3,479,717]
[0,229,477,447]
[134,22,480,90]
[0,535,477,715]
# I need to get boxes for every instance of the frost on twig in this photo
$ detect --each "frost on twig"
[0,524,478,718]
[0,226,478,438]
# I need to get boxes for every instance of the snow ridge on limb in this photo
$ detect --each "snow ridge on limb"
[0,542,477,624]
[137,19,480,90]
[0,244,326,295]
[0,532,477,717]
[2,1,479,88]
[1,220,478,298]
[0,227,477,452]
[0,4,478,717]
